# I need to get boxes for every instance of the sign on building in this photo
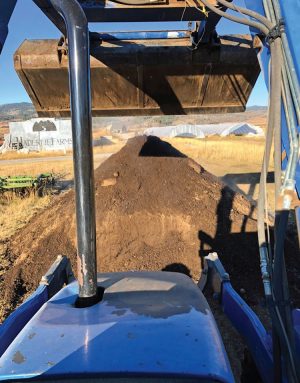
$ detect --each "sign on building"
[4,118,72,151]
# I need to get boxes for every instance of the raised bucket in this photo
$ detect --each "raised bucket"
[14,35,260,117]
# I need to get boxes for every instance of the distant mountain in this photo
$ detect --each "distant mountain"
[246,105,268,111]
[0,102,37,121]
[0,102,267,125]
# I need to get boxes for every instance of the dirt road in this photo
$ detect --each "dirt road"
[0,152,113,167]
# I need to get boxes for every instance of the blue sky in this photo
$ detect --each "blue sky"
[0,0,268,106]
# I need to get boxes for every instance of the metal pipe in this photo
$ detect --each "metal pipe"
[282,66,299,190]
[283,48,300,124]
[49,0,98,306]
[272,40,282,206]
[257,42,280,299]
[95,31,190,41]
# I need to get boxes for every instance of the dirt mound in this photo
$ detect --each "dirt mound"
[2,135,297,319]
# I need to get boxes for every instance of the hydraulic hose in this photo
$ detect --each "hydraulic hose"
[281,34,300,122]
[263,0,276,22]
[257,41,281,298]
[282,67,299,188]
[216,0,273,30]
[270,0,282,21]
[283,49,300,124]
[273,77,282,205]
[198,0,270,35]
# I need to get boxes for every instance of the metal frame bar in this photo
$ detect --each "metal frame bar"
[49,0,98,306]
[0,0,17,54]
[205,253,274,383]
[221,284,274,383]
[93,30,192,41]
[0,285,48,358]
[33,0,207,27]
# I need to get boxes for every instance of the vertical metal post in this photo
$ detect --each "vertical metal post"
[0,0,17,54]
[49,0,98,306]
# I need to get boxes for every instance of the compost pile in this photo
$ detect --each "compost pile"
[1,136,299,318]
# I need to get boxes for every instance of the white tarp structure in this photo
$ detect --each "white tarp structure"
[143,125,205,139]
[144,122,264,138]
[2,118,72,152]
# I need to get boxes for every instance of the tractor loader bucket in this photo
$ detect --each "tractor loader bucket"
[14,35,260,117]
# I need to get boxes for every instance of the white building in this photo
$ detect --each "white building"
[3,118,72,152]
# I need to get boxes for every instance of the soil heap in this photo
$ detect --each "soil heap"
[0,136,278,317]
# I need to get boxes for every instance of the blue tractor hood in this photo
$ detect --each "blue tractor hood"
[0,271,234,382]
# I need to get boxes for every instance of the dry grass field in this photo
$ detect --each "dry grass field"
[0,193,52,283]
[0,150,73,161]
[0,193,52,242]
[167,136,266,163]
[167,136,275,209]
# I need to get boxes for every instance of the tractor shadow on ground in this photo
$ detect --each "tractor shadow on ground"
[198,186,263,304]
[162,263,192,278]
[198,185,299,307]
[221,171,274,201]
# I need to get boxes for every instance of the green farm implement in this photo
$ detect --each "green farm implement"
[0,173,55,195]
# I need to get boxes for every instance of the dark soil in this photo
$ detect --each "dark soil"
[1,136,300,320]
